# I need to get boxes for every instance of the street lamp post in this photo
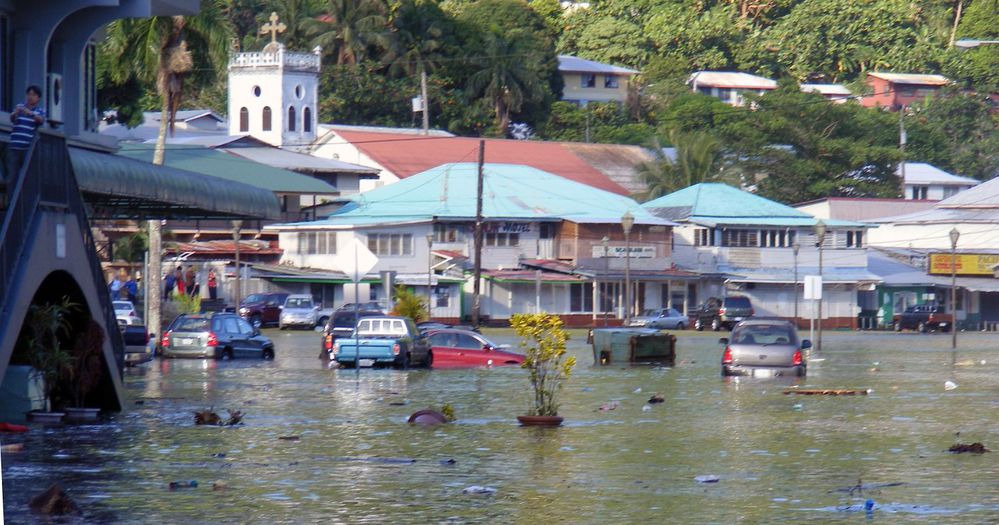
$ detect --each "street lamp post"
[426,233,434,321]
[792,240,800,329]
[950,228,960,349]
[601,236,610,326]
[621,211,634,325]
[814,220,826,352]
[231,220,243,307]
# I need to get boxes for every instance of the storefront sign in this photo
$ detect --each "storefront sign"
[928,253,999,276]
[484,222,531,234]
[591,245,656,258]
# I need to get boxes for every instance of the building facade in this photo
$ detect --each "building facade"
[558,55,638,106]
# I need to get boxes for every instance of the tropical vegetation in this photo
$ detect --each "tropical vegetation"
[510,312,575,417]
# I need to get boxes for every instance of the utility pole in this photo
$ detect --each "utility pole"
[899,107,907,193]
[472,140,485,327]
[420,67,430,135]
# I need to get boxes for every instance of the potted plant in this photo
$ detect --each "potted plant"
[510,313,576,427]
[21,298,78,422]
[64,319,106,421]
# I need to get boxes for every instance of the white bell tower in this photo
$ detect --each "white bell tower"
[227,12,321,150]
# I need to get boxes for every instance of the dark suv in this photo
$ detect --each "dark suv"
[238,292,289,329]
[692,296,754,331]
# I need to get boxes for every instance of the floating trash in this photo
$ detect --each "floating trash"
[944,381,958,391]
[169,480,198,490]
[694,475,720,484]
[948,442,989,454]
[462,486,497,495]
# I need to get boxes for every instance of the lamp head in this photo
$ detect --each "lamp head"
[949,227,960,247]
[621,211,635,235]
[813,219,826,244]
[792,241,800,255]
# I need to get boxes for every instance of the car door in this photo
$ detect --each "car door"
[457,333,492,364]
[427,331,461,366]
[219,316,247,357]
[235,317,263,357]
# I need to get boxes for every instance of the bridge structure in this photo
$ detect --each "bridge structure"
[0,129,280,418]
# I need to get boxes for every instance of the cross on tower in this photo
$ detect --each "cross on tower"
[259,12,286,44]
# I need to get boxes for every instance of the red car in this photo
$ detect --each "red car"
[426,329,525,368]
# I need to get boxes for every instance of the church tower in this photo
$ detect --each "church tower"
[227,12,321,149]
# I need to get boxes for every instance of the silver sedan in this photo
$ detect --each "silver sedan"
[627,308,689,330]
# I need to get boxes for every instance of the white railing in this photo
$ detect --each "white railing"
[229,50,320,72]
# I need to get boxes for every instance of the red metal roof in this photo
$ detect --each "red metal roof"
[335,130,630,195]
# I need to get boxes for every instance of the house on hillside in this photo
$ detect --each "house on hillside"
[644,183,878,329]
[794,197,938,222]
[264,163,694,325]
[801,84,852,103]
[860,72,950,110]
[688,71,777,106]
[558,55,638,106]
[898,162,978,200]
[309,125,651,195]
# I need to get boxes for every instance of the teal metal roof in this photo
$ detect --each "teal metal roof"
[279,163,673,227]
[643,183,866,228]
[70,146,280,220]
[116,144,339,195]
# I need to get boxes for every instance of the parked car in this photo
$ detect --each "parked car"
[114,300,142,326]
[719,319,808,377]
[416,321,480,334]
[319,310,383,359]
[628,308,689,329]
[238,292,290,329]
[692,296,755,331]
[279,294,319,330]
[329,316,431,368]
[893,304,953,333]
[425,329,524,368]
[161,312,275,360]
[121,325,154,366]
[317,302,386,329]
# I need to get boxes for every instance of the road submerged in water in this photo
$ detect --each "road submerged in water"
[3,329,999,524]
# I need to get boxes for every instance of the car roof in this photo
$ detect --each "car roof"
[427,328,481,336]
[734,318,793,327]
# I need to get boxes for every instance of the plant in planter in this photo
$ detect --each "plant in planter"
[390,285,427,323]
[510,313,575,426]
[21,298,78,418]
[65,319,106,420]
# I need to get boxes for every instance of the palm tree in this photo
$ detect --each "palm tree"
[466,30,542,133]
[306,0,388,65]
[383,0,448,78]
[634,130,737,201]
[101,1,232,334]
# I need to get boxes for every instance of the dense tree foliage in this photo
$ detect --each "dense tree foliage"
[97,0,999,203]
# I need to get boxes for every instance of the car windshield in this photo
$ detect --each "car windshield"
[285,297,313,308]
[333,313,357,327]
[732,324,794,345]
[725,297,752,308]
[243,294,265,303]
[174,317,210,332]
[113,302,132,312]
[667,308,681,317]
[640,309,661,317]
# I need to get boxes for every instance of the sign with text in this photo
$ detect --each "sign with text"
[803,275,822,300]
[928,253,999,276]
[591,245,656,258]
[484,222,531,234]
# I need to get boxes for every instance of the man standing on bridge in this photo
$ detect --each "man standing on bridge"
[5,85,45,200]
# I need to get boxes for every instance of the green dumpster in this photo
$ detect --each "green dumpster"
[590,328,676,366]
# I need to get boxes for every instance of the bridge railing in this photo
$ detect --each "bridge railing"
[0,130,124,372]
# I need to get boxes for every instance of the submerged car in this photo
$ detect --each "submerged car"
[426,329,524,368]
[161,312,275,360]
[279,294,319,329]
[720,319,808,377]
[319,310,382,359]
[692,296,755,331]
[628,308,688,329]
[114,300,142,326]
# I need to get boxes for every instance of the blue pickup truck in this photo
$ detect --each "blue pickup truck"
[330,316,432,369]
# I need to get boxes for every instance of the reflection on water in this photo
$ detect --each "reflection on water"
[3,330,999,523]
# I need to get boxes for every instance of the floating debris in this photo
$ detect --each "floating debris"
[278,436,300,441]
[28,483,80,515]
[169,480,198,490]
[598,401,619,412]
[194,408,243,426]
[408,409,448,426]
[830,478,905,495]
[0,422,29,433]
[212,480,228,491]
[440,458,457,465]
[647,393,665,404]
[462,486,497,495]
[944,381,958,391]
[782,389,870,396]
[1,443,25,452]
[641,405,652,412]
[694,475,720,484]
[948,443,989,454]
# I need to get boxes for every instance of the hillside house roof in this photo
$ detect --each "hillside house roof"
[322,129,632,195]
[269,163,673,229]
[801,83,852,98]
[898,162,979,186]
[867,72,950,86]
[688,71,777,90]
[558,55,638,75]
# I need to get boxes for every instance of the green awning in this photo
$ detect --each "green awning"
[116,143,339,195]
[70,146,281,220]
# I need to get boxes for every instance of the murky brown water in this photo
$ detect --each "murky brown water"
[3,329,999,523]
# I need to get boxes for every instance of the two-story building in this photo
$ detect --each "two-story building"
[898,162,979,201]
[557,55,638,106]
[644,183,878,328]
[859,72,950,110]
[263,163,680,326]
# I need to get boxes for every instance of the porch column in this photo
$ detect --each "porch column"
[591,279,598,324]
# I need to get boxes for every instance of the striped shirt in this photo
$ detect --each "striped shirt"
[10,105,45,150]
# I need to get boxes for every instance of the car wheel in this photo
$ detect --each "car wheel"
[711,318,721,331]
[251,315,262,329]
[221,348,234,360]
[263,347,274,360]
[397,352,410,370]
[317,316,329,328]
[894,321,902,332]
[694,319,704,331]
[425,351,434,368]
[918,321,927,333]
[676,322,686,330]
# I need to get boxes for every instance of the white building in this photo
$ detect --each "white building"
[898,162,979,201]
[688,71,777,106]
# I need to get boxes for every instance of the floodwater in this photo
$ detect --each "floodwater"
[3,329,999,524]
